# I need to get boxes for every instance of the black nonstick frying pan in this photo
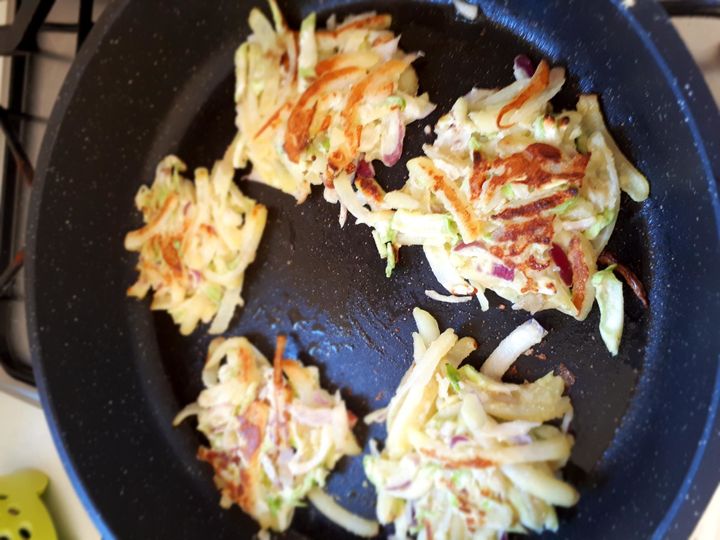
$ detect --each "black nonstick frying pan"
[25,0,720,538]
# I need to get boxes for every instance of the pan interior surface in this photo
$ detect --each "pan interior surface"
[26,1,720,539]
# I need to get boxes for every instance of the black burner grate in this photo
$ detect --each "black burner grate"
[0,0,94,385]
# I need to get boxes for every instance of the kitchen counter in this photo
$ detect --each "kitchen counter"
[0,391,99,539]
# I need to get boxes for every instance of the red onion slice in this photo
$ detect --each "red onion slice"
[356,158,375,178]
[513,54,535,80]
[386,479,412,492]
[236,415,262,461]
[190,269,202,287]
[550,243,573,286]
[450,434,470,448]
[311,390,334,407]
[510,434,533,445]
[453,240,485,252]
[381,112,405,166]
[491,263,515,281]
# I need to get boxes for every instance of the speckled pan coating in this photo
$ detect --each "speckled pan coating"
[25,0,720,539]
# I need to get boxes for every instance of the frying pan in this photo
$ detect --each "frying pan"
[25,0,720,538]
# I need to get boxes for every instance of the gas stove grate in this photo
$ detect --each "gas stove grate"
[0,0,94,385]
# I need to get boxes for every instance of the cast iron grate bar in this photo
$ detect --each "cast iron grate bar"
[660,0,720,18]
[0,0,94,386]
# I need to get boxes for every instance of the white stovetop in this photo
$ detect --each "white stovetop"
[0,4,718,540]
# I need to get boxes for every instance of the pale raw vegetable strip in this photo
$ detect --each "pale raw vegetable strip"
[481,319,547,380]
[307,488,380,537]
[363,407,388,424]
[585,132,621,254]
[472,372,572,423]
[391,210,459,246]
[502,464,579,507]
[445,336,478,368]
[453,0,479,20]
[423,245,475,296]
[412,306,440,345]
[591,265,624,355]
[383,190,420,210]
[297,13,317,91]
[386,329,457,456]
[425,289,473,303]
[208,287,243,335]
[408,427,574,464]
[577,95,649,202]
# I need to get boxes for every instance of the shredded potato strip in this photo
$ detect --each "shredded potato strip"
[497,60,550,129]
[272,335,288,448]
[284,66,365,163]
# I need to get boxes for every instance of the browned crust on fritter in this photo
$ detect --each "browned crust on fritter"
[484,144,589,200]
[197,399,269,515]
[495,216,554,256]
[497,60,550,129]
[416,158,482,241]
[419,448,493,469]
[355,175,385,203]
[469,151,489,200]
[569,235,590,312]
[492,188,578,220]
[329,59,410,172]
[598,250,649,308]
[284,67,364,162]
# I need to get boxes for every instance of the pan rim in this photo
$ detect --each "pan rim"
[24,0,720,538]
[26,1,132,538]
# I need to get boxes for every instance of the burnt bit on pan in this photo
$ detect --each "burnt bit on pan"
[555,363,576,388]
[598,250,649,308]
